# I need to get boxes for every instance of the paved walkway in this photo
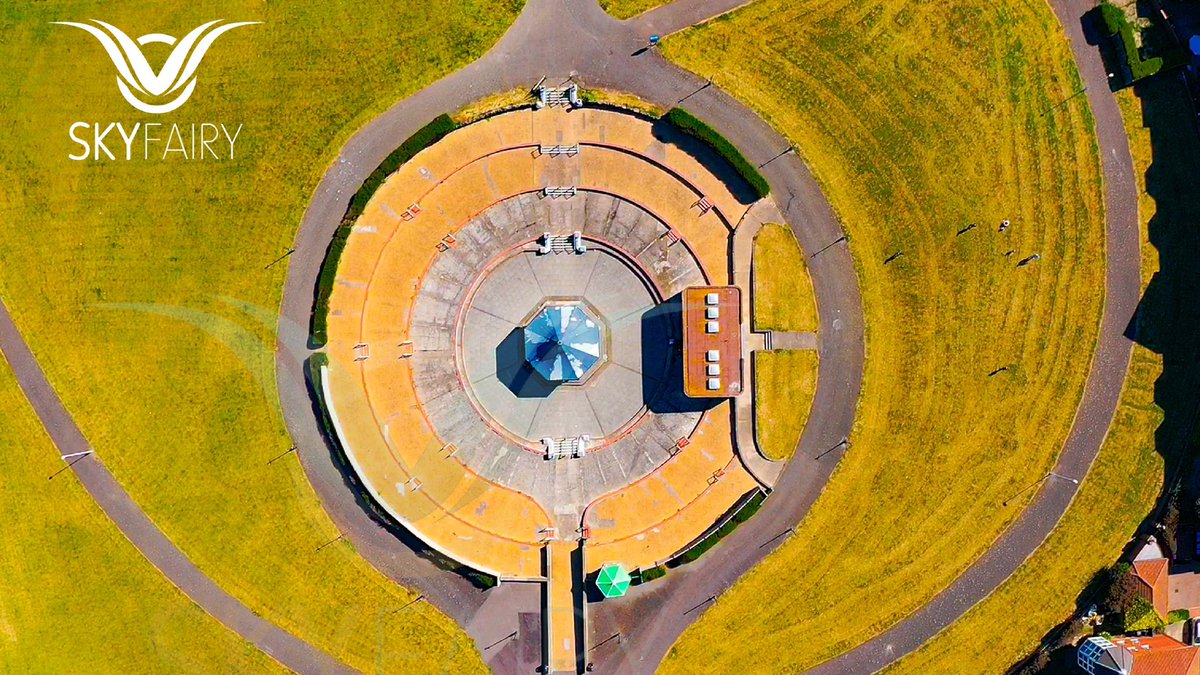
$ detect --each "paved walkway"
[274,0,1137,673]
[0,300,351,675]
[275,0,866,671]
[0,0,1139,672]
[729,198,785,488]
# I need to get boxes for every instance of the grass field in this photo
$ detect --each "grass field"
[0,354,279,673]
[885,76,1191,675]
[754,350,817,461]
[660,0,1105,670]
[0,2,519,670]
[752,223,818,333]
[599,0,664,20]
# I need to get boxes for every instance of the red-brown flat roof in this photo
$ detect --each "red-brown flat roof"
[681,286,742,398]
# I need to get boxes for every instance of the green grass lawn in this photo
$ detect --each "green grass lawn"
[0,353,279,673]
[754,350,817,461]
[0,1,519,670]
[599,0,665,20]
[885,76,1191,674]
[660,0,1105,670]
[752,223,818,333]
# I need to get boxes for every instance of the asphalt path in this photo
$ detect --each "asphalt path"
[275,0,865,671]
[0,300,351,674]
[0,0,1132,673]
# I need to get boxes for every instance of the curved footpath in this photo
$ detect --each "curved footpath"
[275,0,864,670]
[0,0,1134,673]
[278,0,1139,671]
[0,300,350,675]
[807,0,1140,670]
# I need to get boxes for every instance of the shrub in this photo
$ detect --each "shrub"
[1099,2,1127,36]
[1098,2,1164,82]
[1169,609,1191,624]
[310,114,459,345]
[1124,596,1166,632]
[1101,562,1139,614]
[637,565,666,583]
[1117,25,1164,81]
[668,491,767,567]
[662,107,770,199]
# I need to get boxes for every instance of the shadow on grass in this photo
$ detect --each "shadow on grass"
[1118,74,1200,560]
[1011,71,1200,674]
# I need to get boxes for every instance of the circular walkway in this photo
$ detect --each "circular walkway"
[273,0,1137,673]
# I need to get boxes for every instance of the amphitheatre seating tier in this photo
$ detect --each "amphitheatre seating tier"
[320,358,550,578]
[323,105,753,581]
[528,107,752,227]
[575,146,728,281]
[584,402,757,571]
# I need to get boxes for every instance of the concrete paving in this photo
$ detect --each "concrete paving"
[459,249,655,443]
[407,192,710,524]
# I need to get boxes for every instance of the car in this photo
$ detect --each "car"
[1187,617,1200,646]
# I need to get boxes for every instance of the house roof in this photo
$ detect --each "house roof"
[1136,558,1171,588]
[1111,635,1200,675]
[1138,537,1168,561]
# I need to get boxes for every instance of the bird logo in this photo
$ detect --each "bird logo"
[53,19,259,114]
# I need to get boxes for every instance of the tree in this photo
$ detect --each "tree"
[1102,563,1140,615]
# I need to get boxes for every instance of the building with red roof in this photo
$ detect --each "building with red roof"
[1078,634,1200,675]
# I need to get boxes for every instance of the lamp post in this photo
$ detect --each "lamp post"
[1002,471,1079,506]
[758,146,795,169]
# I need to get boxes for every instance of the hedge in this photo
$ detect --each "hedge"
[304,353,498,590]
[662,107,770,199]
[346,114,458,221]
[1099,2,1164,82]
[310,114,459,346]
[668,490,767,567]
[637,565,666,583]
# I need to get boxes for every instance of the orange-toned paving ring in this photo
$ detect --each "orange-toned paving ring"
[314,105,781,670]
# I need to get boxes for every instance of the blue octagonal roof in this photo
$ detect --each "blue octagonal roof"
[524,304,602,382]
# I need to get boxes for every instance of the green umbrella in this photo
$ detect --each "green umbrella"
[595,563,632,599]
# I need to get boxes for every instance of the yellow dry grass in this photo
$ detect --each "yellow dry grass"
[660,0,1105,670]
[752,223,818,333]
[754,350,817,461]
[0,1,521,670]
[451,87,536,125]
[884,72,1186,675]
[0,353,281,673]
[599,0,665,20]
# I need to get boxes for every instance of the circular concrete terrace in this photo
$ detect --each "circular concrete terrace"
[315,106,765,581]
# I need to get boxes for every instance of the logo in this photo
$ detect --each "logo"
[53,19,258,114]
